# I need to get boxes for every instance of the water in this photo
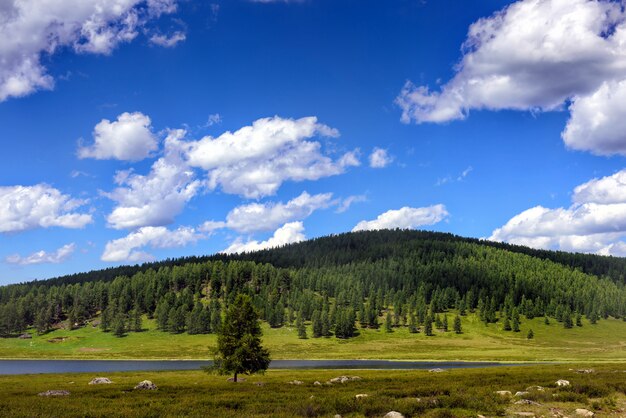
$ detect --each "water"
[0,359,522,375]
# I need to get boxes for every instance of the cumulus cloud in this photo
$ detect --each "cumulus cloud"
[0,185,92,233]
[201,191,333,234]
[180,116,359,199]
[149,31,186,48]
[103,130,201,229]
[6,243,76,265]
[0,0,180,102]
[78,112,158,161]
[490,169,626,255]
[352,204,449,232]
[369,148,393,168]
[222,222,305,254]
[335,194,367,213]
[396,0,626,156]
[102,225,202,262]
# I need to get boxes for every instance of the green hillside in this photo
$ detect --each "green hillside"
[0,230,625,361]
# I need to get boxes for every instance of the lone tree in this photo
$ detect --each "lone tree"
[212,294,270,382]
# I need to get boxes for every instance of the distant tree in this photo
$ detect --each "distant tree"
[442,314,449,332]
[527,329,534,339]
[211,294,270,383]
[155,299,170,331]
[296,312,307,339]
[131,307,142,332]
[589,311,598,325]
[424,315,434,336]
[112,312,126,337]
[168,306,186,334]
[563,309,573,329]
[311,310,322,338]
[575,312,583,327]
[503,317,512,331]
[385,312,393,333]
[434,314,442,329]
[544,316,550,325]
[512,308,520,332]
[453,315,462,334]
[321,308,331,337]
[187,302,205,335]
[408,314,418,333]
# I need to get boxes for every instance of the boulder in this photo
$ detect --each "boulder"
[329,375,361,384]
[514,400,541,406]
[355,394,369,399]
[575,369,594,374]
[313,381,322,386]
[134,380,157,390]
[88,377,112,385]
[18,333,32,339]
[575,409,595,417]
[334,415,342,418]
[288,380,304,385]
[495,390,512,396]
[383,412,405,418]
[38,390,70,396]
[514,391,529,397]
[525,385,545,391]
[555,379,570,387]
[428,368,445,373]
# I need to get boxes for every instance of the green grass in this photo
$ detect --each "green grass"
[1,364,625,417]
[1,313,625,362]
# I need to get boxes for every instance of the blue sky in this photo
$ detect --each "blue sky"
[2,0,626,285]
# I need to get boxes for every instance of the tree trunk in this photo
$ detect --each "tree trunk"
[234,372,237,383]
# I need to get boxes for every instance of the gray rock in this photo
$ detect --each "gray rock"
[313,381,322,386]
[555,379,570,387]
[514,399,541,406]
[513,413,535,417]
[575,409,595,417]
[134,380,157,390]
[575,369,594,374]
[288,380,304,385]
[89,377,112,385]
[383,412,405,418]
[514,391,529,397]
[355,393,369,399]
[227,377,246,383]
[428,368,445,373]
[525,385,545,391]
[329,375,361,383]
[495,390,512,396]
[38,390,70,396]
[18,333,31,339]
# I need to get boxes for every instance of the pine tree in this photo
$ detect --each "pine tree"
[321,308,331,337]
[442,314,449,332]
[512,308,520,332]
[168,306,186,334]
[113,312,126,337]
[503,317,512,331]
[132,307,142,332]
[527,329,534,339]
[563,311,573,329]
[187,302,204,335]
[575,312,583,327]
[155,299,170,331]
[544,316,550,325]
[311,310,322,338]
[296,312,307,339]
[589,311,598,325]
[385,311,393,333]
[408,314,418,333]
[453,315,462,334]
[424,315,434,336]
[435,314,442,329]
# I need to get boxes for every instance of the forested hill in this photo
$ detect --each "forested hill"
[9,230,626,289]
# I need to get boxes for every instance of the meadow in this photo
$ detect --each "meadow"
[0,364,624,417]
[1,312,625,362]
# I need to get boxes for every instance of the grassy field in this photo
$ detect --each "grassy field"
[1,313,625,362]
[0,364,625,417]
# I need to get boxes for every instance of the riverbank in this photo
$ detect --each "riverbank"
[1,313,625,362]
[0,365,624,417]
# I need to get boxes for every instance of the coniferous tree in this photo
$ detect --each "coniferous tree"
[132,306,142,332]
[311,310,322,338]
[113,312,126,337]
[575,312,583,327]
[424,315,434,336]
[296,312,307,339]
[527,329,534,339]
[544,316,550,325]
[453,315,462,334]
[385,311,393,333]
[408,314,418,333]
[512,308,520,332]
[503,317,512,331]
[442,314,449,332]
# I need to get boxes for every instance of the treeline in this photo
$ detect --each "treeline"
[0,230,625,338]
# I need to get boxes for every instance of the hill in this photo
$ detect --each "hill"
[0,229,624,361]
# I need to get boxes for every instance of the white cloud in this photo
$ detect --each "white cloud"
[103,130,201,229]
[396,0,626,156]
[205,113,222,127]
[201,191,333,234]
[335,194,367,214]
[222,222,305,254]
[180,116,359,199]
[0,0,180,102]
[369,148,393,168]
[490,169,626,255]
[352,204,449,232]
[436,166,473,186]
[102,225,202,262]
[149,31,186,48]
[78,112,158,161]
[6,243,76,265]
[0,185,92,233]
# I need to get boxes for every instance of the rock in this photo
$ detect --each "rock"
[515,400,541,406]
[88,377,112,385]
[334,415,342,418]
[383,412,404,418]
[313,381,322,386]
[227,377,246,383]
[355,393,369,399]
[515,391,530,397]
[288,380,304,385]
[575,369,594,374]
[477,415,486,418]
[134,380,157,390]
[495,390,512,396]
[428,368,445,373]
[556,379,570,387]
[575,409,595,417]
[514,413,535,417]
[526,385,545,391]
[329,375,361,384]
[38,390,70,397]
[18,333,32,339]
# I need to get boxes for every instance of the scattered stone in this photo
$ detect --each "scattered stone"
[254,382,265,387]
[515,399,542,406]
[227,377,246,383]
[515,391,530,397]
[428,368,445,373]
[18,333,31,339]
[288,380,304,385]
[88,377,112,385]
[334,415,342,418]
[134,380,157,390]
[313,381,322,386]
[477,415,486,418]
[355,394,369,399]
[556,379,570,387]
[383,412,405,418]
[575,409,595,417]
[91,320,101,328]
[495,390,512,396]
[514,413,535,417]
[329,375,361,384]
[575,369,594,374]
[38,390,70,397]
[526,385,545,391]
